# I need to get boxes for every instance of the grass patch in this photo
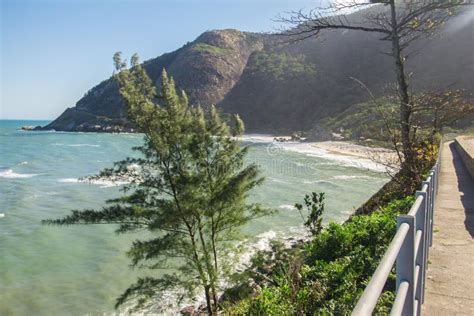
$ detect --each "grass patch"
[191,43,232,55]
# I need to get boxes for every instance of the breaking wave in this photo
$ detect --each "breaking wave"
[51,143,100,147]
[0,169,38,179]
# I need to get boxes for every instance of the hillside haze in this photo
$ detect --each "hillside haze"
[42,7,474,133]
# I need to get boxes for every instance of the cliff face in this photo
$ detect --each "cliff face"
[43,8,474,133]
[43,29,265,132]
[165,30,264,107]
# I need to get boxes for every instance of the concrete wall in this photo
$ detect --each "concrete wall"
[455,136,474,179]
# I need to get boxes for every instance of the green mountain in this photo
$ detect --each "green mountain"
[41,8,474,133]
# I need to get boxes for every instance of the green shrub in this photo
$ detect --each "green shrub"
[224,196,415,315]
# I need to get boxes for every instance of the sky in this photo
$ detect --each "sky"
[0,0,320,120]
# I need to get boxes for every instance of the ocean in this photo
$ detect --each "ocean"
[0,120,388,315]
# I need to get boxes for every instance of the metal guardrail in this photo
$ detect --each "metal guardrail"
[352,161,440,316]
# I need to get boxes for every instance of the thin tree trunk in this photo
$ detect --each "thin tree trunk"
[210,217,219,313]
[212,287,218,314]
[197,222,217,313]
[389,0,413,170]
[204,285,213,315]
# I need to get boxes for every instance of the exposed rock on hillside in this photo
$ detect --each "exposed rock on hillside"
[42,29,264,132]
[41,8,474,133]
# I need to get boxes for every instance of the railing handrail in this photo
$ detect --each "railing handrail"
[352,160,440,316]
[352,222,410,314]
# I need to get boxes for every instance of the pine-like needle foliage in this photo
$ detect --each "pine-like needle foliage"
[43,52,272,314]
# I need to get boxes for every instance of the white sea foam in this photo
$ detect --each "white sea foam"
[0,169,38,179]
[58,164,140,188]
[233,228,310,274]
[58,178,79,183]
[302,179,336,185]
[58,177,128,188]
[18,161,28,165]
[238,135,387,172]
[238,134,280,143]
[332,175,374,180]
[132,226,309,314]
[277,142,385,172]
[86,178,129,188]
[52,143,100,147]
[68,144,100,147]
[0,213,5,218]
[269,177,289,184]
[279,204,296,210]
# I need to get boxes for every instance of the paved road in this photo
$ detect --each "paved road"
[422,141,474,315]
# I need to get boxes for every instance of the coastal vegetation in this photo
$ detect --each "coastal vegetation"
[222,195,415,314]
[191,43,232,56]
[43,54,272,314]
[318,91,473,152]
[246,52,317,82]
[39,2,473,314]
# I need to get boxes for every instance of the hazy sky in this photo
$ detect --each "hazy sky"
[1,0,320,120]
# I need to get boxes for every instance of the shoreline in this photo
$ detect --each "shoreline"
[239,135,398,173]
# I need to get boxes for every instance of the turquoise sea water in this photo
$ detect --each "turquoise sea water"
[0,120,388,315]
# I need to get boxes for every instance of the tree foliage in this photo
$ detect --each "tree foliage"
[43,53,272,313]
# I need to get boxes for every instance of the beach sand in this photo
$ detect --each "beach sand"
[239,135,399,173]
[311,141,399,169]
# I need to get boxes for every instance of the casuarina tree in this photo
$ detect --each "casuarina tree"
[43,53,272,314]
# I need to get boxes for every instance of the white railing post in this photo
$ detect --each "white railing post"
[415,191,427,307]
[429,171,435,247]
[396,215,415,316]
[422,179,432,249]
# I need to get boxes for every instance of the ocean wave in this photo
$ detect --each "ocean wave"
[302,179,336,185]
[18,161,28,165]
[86,178,129,188]
[237,134,276,143]
[0,213,5,218]
[255,140,386,172]
[58,164,140,188]
[268,177,289,184]
[288,145,383,172]
[332,175,374,180]
[234,229,308,273]
[130,227,309,314]
[68,144,100,147]
[58,178,79,183]
[0,169,38,179]
[236,134,388,172]
[279,204,296,210]
[25,191,59,200]
[58,177,128,188]
[51,143,100,147]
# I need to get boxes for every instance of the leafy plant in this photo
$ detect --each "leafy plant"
[295,192,325,236]
[224,195,416,315]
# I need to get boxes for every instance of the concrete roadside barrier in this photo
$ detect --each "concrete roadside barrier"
[455,135,474,179]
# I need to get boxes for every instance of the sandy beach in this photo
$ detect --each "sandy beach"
[312,141,399,170]
[240,135,399,173]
